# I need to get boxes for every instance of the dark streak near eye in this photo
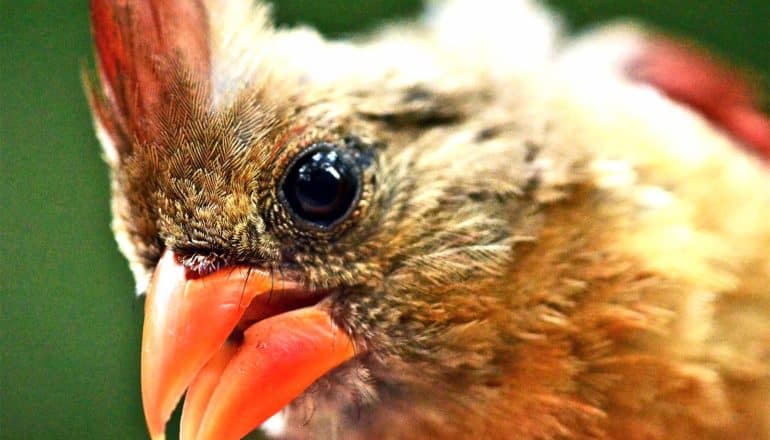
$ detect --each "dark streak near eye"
[524,141,540,163]
[344,136,377,169]
[361,111,461,128]
[475,126,499,141]
[402,86,433,103]
[522,169,541,196]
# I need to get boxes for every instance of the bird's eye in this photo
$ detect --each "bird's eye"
[281,143,361,228]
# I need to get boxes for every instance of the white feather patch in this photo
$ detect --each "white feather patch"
[260,410,287,438]
[426,0,560,76]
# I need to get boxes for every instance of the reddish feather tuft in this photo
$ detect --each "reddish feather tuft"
[627,39,770,161]
[88,0,211,151]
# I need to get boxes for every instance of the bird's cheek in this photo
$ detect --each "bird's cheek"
[141,250,356,440]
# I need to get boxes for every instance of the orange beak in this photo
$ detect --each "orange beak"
[141,250,356,440]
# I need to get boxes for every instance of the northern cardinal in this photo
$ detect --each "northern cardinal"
[85,0,770,439]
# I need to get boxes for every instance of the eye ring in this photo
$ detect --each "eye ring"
[279,142,363,230]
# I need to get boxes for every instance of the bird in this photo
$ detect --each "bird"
[84,0,770,438]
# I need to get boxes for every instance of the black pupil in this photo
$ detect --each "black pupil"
[283,147,358,227]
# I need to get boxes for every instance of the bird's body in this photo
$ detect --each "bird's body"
[86,0,770,438]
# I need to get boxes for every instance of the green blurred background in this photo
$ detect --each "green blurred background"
[2,1,768,438]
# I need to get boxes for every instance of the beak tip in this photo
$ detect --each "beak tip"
[150,433,166,440]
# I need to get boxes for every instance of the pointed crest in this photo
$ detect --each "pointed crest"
[86,0,211,159]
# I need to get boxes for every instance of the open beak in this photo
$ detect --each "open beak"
[141,250,355,440]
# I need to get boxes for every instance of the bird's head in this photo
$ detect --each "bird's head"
[86,0,770,439]
[86,1,557,438]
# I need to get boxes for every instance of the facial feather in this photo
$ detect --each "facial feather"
[87,0,770,438]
